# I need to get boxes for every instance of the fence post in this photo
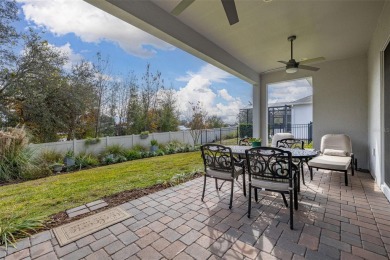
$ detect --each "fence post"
[205,130,208,144]
[131,134,134,149]
[308,122,313,143]
[220,128,222,144]
[237,126,239,144]
[73,139,76,155]
[169,131,171,142]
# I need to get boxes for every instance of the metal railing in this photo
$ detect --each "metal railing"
[268,122,312,143]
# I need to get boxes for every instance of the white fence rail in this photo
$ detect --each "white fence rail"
[29,127,237,155]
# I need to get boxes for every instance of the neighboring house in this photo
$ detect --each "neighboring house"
[268,95,313,126]
[268,95,313,141]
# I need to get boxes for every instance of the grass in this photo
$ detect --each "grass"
[0,152,203,224]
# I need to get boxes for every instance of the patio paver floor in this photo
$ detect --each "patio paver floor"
[1,168,390,260]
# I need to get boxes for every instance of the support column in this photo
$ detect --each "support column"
[252,75,261,139]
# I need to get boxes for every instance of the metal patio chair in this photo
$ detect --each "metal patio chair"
[245,147,298,229]
[201,144,246,209]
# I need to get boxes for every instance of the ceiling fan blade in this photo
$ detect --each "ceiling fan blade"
[298,64,320,71]
[221,0,239,25]
[171,0,195,15]
[299,57,325,64]
[278,61,288,64]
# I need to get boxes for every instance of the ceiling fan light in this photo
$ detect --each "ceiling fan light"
[286,67,298,73]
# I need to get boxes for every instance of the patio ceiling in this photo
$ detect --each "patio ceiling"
[85,0,385,83]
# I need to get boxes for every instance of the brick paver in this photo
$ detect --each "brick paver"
[3,169,390,259]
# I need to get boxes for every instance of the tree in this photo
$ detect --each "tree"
[126,76,143,134]
[140,63,164,132]
[0,0,18,71]
[3,32,68,142]
[157,89,179,132]
[206,115,226,128]
[63,60,97,140]
[188,101,208,146]
[92,52,111,137]
[0,0,21,125]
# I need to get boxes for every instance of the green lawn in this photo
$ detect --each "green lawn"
[0,152,203,223]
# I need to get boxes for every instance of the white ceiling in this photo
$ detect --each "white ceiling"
[86,0,385,81]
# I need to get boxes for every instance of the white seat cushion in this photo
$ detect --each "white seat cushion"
[206,167,243,179]
[308,155,351,171]
[252,178,290,191]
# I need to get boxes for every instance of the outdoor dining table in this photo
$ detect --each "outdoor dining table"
[227,145,319,191]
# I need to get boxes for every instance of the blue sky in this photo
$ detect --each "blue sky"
[14,0,253,124]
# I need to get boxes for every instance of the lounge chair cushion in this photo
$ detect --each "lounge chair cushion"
[308,155,351,171]
[323,149,348,157]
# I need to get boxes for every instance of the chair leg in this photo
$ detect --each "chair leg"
[297,169,301,193]
[289,189,294,230]
[219,181,226,190]
[294,175,298,210]
[215,179,218,190]
[247,184,252,218]
[281,193,288,207]
[242,173,246,197]
[255,188,258,202]
[202,175,206,201]
[301,160,305,185]
[229,181,234,209]
[344,171,348,186]
[351,158,355,176]
[309,167,313,180]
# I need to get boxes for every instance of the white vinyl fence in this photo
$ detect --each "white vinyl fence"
[29,127,237,155]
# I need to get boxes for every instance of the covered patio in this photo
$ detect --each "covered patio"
[84,0,390,202]
[2,169,390,259]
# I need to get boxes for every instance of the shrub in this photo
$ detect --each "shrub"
[102,144,126,157]
[123,150,142,160]
[150,139,158,146]
[132,145,147,152]
[75,153,99,169]
[38,150,63,165]
[0,217,44,248]
[304,142,313,149]
[0,126,45,182]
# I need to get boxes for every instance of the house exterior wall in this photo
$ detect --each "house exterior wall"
[260,55,368,169]
[368,2,390,200]
[291,104,312,125]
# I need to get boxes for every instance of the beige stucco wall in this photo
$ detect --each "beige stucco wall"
[260,55,368,168]
[368,2,390,187]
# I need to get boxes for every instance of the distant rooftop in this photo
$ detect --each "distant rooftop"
[268,95,312,107]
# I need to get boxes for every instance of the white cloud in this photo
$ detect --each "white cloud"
[174,64,242,124]
[18,0,174,58]
[268,78,312,104]
[50,42,84,70]
[218,89,233,101]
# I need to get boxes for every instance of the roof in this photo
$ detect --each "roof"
[268,95,312,108]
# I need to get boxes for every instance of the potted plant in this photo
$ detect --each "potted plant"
[249,138,262,147]
[150,139,158,152]
[50,162,64,173]
[140,131,149,139]
[64,150,75,167]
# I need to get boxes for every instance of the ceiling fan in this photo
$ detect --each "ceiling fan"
[278,35,325,73]
[171,0,239,25]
